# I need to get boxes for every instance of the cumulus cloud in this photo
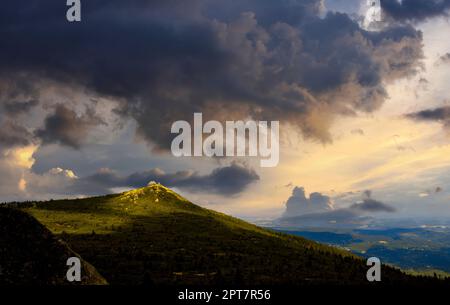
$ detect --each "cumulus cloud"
[282,187,334,217]
[381,0,450,23]
[279,188,395,227]
[20,167,80,198]
[0,145,37,202]
[47,167,78,179]
[0,0,424,150]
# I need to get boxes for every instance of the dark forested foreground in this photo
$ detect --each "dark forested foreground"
[0,208,106,285]
[1,184,449,286]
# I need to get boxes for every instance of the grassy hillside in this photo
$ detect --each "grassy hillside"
[5,183,446,285]
[0,208,107,285]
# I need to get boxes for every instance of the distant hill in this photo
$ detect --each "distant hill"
[273,228,450,276]
[0,208,107,285]
[3,184,447,285]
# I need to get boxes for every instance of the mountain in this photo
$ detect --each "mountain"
[2,183,446,285]
[0,207,107,285]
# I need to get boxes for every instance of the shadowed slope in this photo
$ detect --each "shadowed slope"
[0,208,107,285]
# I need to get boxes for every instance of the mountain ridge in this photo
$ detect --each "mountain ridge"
[2,183,447,285]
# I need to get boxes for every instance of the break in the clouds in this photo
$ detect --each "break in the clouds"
[381,0,450,23]
[406,106,450,129]
[0,0,424,150]
[65,163,259,196]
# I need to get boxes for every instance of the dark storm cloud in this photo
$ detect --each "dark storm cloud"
[405,106,450,129]
[0,0,424,149]
[350,189,395,212]
[72,163,259,196]
[204,0,324,26]
[3,100,39,116]
[381,0,450,23]
[35,104,106,149]
[0,78,40,149]
[0,120,33,148]
[349,198,396,212]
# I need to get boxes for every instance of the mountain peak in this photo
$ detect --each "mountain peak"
[121,182,179,198]
[118,182,194,211]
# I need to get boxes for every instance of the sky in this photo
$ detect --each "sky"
[1,0,450,223]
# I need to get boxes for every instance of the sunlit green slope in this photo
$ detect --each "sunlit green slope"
[12,183,442,285]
